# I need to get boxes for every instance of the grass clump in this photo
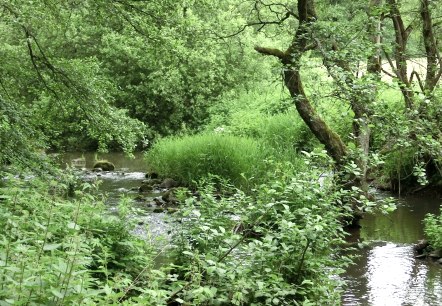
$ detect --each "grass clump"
[145,133,271,189]
[228,111,318,157]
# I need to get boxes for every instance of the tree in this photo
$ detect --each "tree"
[0,0,146,153]
[231,0,440,191]
[255,0,348,164]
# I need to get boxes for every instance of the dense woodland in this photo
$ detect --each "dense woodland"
[1,0,441,305]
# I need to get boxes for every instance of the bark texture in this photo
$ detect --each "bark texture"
[255,0,347,164]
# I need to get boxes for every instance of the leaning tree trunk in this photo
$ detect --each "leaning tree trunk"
[255,0,347,165]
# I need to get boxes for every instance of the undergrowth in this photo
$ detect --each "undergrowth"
[165,158,353,305]
[424,208,442,251]
[0,172,159,304]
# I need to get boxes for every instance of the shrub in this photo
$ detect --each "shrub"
[145,133,271,189]
[424,209,442,250]
[166,159,352,305]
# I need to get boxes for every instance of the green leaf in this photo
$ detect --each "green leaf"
[43,243,61,251]
[51,289,64,299]
[67,222,80,230]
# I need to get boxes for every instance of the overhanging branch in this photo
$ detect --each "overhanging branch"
[254,46,286,60]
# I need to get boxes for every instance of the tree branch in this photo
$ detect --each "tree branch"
[254,46,286,60]
[410,70,425,92]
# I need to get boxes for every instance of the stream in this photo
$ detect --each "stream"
[58,152,170,239]
[342,191,442,305]
[59,153,442,305]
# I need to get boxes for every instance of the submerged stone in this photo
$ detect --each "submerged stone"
[93,160,115,171]
[139,183,153,193]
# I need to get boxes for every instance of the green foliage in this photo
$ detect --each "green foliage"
[0,173,157,304]
[205,84,320,166]
[145,133,272,189]
[229,111,316,152]
[167,159,352,305]
[424,208,442,250]
[0,96,46,168]
[0,0,274,153]
[0,2,149,153]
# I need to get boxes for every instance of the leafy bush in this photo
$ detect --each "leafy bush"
[145,133,272,189]
[166,159,352,305]
[0,173,158,304]
[424,209,442,250]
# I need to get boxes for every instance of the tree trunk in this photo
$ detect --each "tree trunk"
[255,0,348,165]
[420,0,441,92]
[386,0,415,108]
[367,0,383,74]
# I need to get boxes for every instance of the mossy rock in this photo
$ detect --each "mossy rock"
[93,160,115,171]
[139,183,153,193]
[145,172,159,179]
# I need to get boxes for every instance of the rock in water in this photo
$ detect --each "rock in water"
[159,178,179,188]
[414,239,429,254]
[139,183,153,193]
[93,160,115,171]
[145,172,159,179]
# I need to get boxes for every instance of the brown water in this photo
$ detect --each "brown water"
[343,190,442,306]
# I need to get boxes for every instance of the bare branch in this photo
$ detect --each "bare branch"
[382,48,401,80]
[410,70,425,92]
[217,0,297,39]
[381,68,397,79]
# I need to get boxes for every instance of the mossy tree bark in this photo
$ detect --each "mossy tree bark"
[420,0,441,93]
[255,0,348,165]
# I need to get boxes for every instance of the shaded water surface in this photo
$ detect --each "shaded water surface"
[343,191,442,305]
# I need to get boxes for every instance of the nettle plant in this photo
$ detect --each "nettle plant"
[0,172,157,305]
[166,158,356,305]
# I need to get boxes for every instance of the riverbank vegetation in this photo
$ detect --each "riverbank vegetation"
[1,0,441,304]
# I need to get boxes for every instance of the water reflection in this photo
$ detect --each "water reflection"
[343,191,442,305]
[366,243,418,305]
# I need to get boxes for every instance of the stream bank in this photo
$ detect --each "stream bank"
[59,153,442,305]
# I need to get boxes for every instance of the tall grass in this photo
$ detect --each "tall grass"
[145,133,273,189]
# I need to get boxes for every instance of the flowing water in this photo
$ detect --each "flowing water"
[58,152,170,238]
[58,153,442,305]
[342,191,442,306]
